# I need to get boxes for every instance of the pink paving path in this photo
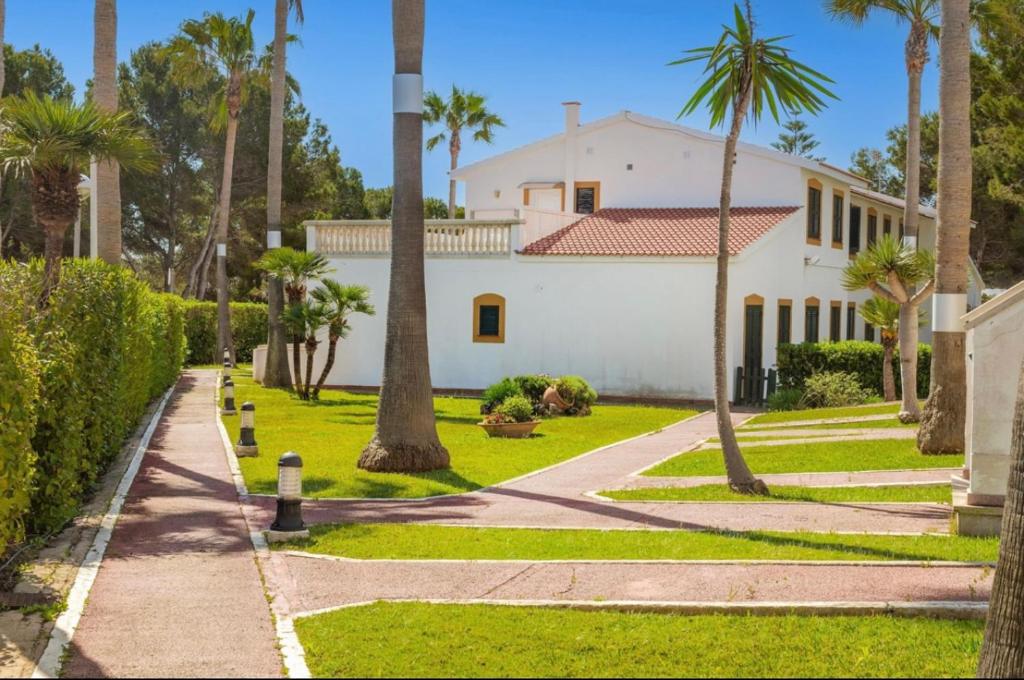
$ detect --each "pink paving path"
[62,372,281,678]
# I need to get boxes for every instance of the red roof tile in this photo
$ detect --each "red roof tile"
[519,207,800,257]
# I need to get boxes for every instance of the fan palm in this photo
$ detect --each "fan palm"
[859,296,901,401]
[0,93,156,302]
[423,85,504,218]
[164,10,264,366]
[842,235,934,419]
[265,0,304,390]
[280,300,329,400]
[672,1,837,495]
[309,280,375,400]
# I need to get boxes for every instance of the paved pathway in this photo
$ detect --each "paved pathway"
[619,468,959,490]
[61,372,281,678]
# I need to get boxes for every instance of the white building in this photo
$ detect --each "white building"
[301,103,983,401]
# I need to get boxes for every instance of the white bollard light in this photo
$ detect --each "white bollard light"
[221,378,237,416]
[267,452,309,542]
[235,402,258,457]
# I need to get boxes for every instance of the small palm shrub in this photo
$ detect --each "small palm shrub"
[799,371,876,409]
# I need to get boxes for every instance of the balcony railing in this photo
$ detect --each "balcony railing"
[306,219,522,258]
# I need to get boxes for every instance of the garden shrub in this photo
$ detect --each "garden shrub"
[766,388,804,412]
[0,259,186,538]
[482,377,523,413]
[182,301,268,364]
[512,374,554,406]
[555,375,598,415]
[495,395,535,423]
[799,371,875,409]
[777,341,931,398]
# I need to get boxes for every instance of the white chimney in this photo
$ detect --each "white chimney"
[562,102,580,213]
[563,101,581,133]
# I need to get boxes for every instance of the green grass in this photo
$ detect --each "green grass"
[224,371,694,498]
[752,418,917,432]
[296,602,984,678]
[275,523,998,562]
[601,483,951,504]
[644,438,962,478]
[710,433,840,443]
[742,403,900,426]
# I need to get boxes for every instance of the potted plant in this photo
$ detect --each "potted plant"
[479,395,540,438]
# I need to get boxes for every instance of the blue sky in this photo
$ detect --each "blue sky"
[8,0,938,201]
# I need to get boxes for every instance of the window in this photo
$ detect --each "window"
[883,215,892,238]
[805,297,820,343]
[831,192,844,246]
[846,303,856,340]
[573,181,600,214]
[472,293,505,343]
[777,299,792,346]
[829,302,842,342]
[849,205,862,256]
[867,210,878,247]
[865,322,876,342]
[807,180,822,243]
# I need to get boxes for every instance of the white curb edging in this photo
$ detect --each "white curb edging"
[32,383,176,679]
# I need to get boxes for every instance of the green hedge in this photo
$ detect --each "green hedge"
[0,259,186,539]
[183,301,268,365]
[777,340,931,399]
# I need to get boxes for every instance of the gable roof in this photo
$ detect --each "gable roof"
[451,110,864,187]
[964,278,1024,330]
[519,207,800,258]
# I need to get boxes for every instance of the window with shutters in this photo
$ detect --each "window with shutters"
[473,293,505,343]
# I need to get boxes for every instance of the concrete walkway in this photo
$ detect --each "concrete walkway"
[619,468,959,490]
[61,372,281,678]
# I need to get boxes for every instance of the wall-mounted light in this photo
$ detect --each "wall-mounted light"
[494,189,501,198]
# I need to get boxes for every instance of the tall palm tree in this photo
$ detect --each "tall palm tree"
[358,0,450,473]
[93,0,121,266]
[265,0,303,389]
[918,0,973,454]
[310,280,375,400]
[827,0,938,422]
[673,1,836,494]
[255,247,328,392]
[842,235,934,419]
[859,296,901,401]
[423,85,504,218]
[165,10,261,366]
[0,93,155,301]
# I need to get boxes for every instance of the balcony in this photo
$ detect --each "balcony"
[306,218,523,258]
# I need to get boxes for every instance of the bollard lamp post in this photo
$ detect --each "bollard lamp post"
[267,452,309,542]
[221,378,237,416]
[235,402,259,457]
[222,358,232,386]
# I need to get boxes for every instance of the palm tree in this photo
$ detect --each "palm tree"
[917,0,973,454]
[310,280,375,400]
[842,235,934,420]
[93,0,121,265]
[0,93,155,302]
[265,0,303,390]
[280,300,329,400]
[165,10,262,366]
[358,0,450,473]
[423,85,504,218]
[673,1,836,494]
[859,296,901,401]
[255,247,328,391]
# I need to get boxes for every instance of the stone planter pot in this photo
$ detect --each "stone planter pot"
[542,385,572,413]
[478,420,541,438]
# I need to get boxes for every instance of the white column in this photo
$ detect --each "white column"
[562,101,580,214]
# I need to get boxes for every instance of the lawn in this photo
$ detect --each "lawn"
[741,403,901,427]
[601,483,951,504]
[644,438,962,478]
[751,418,917,432]
[275,523,998,562]
[223,370,695,498]
[295,602,984,678]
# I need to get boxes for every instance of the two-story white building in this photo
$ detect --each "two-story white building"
[297,102,983,402]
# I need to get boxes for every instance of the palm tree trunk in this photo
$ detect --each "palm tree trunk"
[713,84,765,496]
[216,110,239,366]
[882,341,897,402]
[40,225,66,305]
[264,0,292,389]
[291,336,303,397]
[93,0,121,265]
[303,338,317,400]
[897,302,921,421]
[313,336,338,400]
[919,0,971,454]
[977,354,1024,676]
[359,0,449,473]
[0,0,6,99]
[447,145,458,219]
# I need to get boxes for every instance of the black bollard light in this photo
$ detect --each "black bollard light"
[235,402,259,457]
[267,452,309,542]
[221,378,237,416]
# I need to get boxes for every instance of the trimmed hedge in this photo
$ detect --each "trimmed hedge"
[183,301,268,365]
[0,259,185,540]
[777,340,931,399]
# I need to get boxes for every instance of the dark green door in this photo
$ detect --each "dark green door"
[743,303,764,403]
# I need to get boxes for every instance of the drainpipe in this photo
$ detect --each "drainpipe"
[562,101,580,214]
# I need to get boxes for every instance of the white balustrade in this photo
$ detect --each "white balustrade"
[306,219,520,257]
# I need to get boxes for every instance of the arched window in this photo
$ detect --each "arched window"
[473,294,505,343]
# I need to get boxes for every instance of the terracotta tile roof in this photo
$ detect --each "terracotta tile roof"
[519,207,800,257]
